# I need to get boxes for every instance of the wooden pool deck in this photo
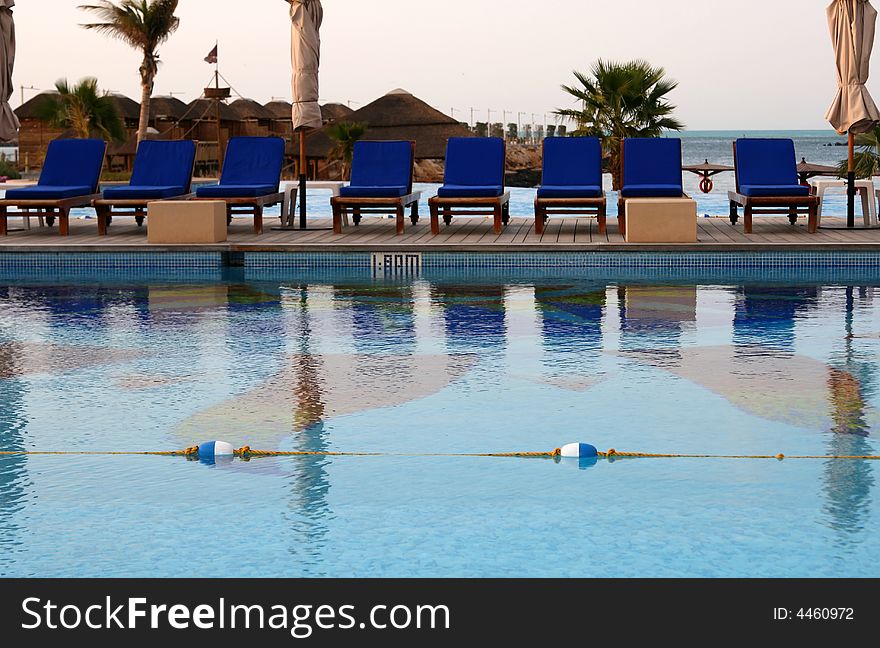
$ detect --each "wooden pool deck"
[1,215,880,253]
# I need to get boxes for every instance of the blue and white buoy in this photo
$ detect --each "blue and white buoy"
[560,443,599,459]
[198,441,235,462]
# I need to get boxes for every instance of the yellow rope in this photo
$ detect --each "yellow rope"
[1,446,878,461]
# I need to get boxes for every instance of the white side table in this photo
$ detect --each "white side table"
[280,181,346,227]
[810,178,878,227]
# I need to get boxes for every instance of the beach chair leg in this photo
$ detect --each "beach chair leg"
[598,203,607,236]
[396,203,405,236]
[58,208,70,237]
[729,200,739,225]
[618,199,626,237]
[429,200,440,235]
[744,205,753,234]
[534,201,544,235]
[410,201,419,225]
[96,206,110,236]
[254,206,263,235]
[332,201,343,235]
[0,207,6,236]
[493,203,503,235]
[808,203,818,234]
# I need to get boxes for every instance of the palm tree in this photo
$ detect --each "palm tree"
[836,125,880,179]
[79,0,180,144]
[556,59,685,188]
[326,122,367,180]
[35,78,125,142]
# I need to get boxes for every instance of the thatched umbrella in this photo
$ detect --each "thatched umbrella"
[826,0,880,228]
[797,158,839,184]
[0,0,18,142]
[288,0,323,229]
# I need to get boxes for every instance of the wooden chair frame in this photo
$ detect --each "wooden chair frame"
[428,140,511,235]
[330,142,421,236]
[535,198,606,236]
[193,192,283,235]
[728,141,819,234]
[92,153,197,236]
[0,195,101,237]
[534,138,607,235]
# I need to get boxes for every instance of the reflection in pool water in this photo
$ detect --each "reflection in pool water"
[0,270,879,577]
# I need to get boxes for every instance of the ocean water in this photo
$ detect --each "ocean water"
[1,268,879,577]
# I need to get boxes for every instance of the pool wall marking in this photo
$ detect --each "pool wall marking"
[3,250,880,271]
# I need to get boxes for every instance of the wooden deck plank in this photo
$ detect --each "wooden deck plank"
[4,214,880,252]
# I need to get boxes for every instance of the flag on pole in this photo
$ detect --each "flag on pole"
[204,44,218,65]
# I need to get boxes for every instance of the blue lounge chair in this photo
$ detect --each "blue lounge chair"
[194,136,285,234]
[93,139,196,234]
[535,137,606,235]
[428,138,510,235]
[330,140,421,235]
[617,138,684,236]
[0,139,106,236]
[729,138,819,233]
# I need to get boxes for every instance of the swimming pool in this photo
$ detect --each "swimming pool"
[1,266,879,577]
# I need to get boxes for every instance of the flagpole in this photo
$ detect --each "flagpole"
[214,40,223,174]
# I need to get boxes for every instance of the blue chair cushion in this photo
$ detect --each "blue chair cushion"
[537,185,603,199]
[196,184,278,198]
[349,141,413,192]
[339,185,409,198]
[128,140,196,191]
[4,185,93,200]
[542,137,603,187]
[622,138,683,194]
[219,137,285,189]
[740,184,810,198]
[37,139,106,194]
[620,184,683,198]
[735,139,799,189]
[102,185,186,199]
[443,138,505,188]
[437,184,504,198]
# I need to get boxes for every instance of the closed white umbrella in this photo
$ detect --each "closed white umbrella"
[0,0,19,142]
[826,0,880,227]
[289,0,323,229]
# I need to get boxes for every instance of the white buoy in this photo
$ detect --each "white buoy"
[560,443,599,459]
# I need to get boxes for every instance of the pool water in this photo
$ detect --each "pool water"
[1,268,879,577]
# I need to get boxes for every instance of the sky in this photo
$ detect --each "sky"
[8,0,855,130]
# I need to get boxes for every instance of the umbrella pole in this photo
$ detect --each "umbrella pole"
[848,131,856,229]
[299,128,308,230]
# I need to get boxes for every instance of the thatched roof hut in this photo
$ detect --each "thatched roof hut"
[321,102,353,123]
[183,98,238,122]
[264,100,293,120]
[229,98,274,121]
[312,89,473,159]
[148,96,188,121]
[15,91,58,120]
[108,93,141,123]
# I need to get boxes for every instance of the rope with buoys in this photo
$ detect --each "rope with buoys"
[2,442,880,462]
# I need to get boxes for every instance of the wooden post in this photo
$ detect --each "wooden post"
[847,131,856,229]
[215,70,223,174]
[299,128,308,229]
